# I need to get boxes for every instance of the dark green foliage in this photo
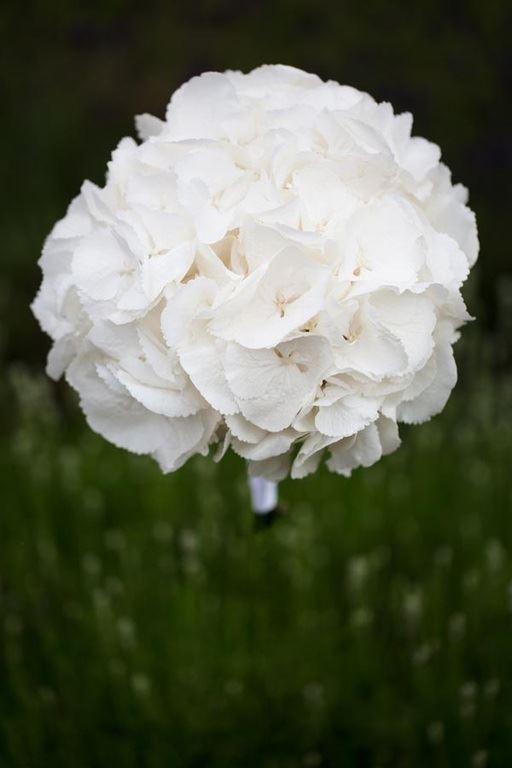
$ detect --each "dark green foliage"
[1,366,511,767]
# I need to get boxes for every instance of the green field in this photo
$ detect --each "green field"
[1,358,510,767]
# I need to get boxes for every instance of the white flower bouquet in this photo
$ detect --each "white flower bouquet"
[33,65,478,491]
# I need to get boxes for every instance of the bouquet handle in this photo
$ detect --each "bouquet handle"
[248,475,278,515]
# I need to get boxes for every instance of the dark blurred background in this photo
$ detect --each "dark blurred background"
[2,0,512,371]
[1,2,511,767]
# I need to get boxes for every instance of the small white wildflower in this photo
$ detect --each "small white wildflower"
[460,681,477,699]
[302,683,324,708]
[483,678,500,700]
[463,569,480,591]
[131,673,151,697]
[224,679,244,697]
[303,751,323,767]
[180,529,198,553]
[83,488,104,514]
[459,681,477,719]
[82,553,101,577]
[104,529,126,552]
[117,617,136,647]
[460,701,476,719]
[448,612,466,639]
[472,750,488,767]
[403,588,423,623]
[485,539,505,572]
[38,686,56,705]
[350,607,373,629]
[109,658,125,677]
[152,521,173,544]
[346,556,369,590]
[4,615,23,635]
[37,537,57,566]
[105,576,124,597]
[412,643,433,667]
[434,546,453,569]
[92,588,110,612]
[369,547,390,571]
[426,721,444,745]
[183,557,201,577]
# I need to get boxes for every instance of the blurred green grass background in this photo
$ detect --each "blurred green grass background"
[1,1,512,766]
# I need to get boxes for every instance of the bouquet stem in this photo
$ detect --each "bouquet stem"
[248,475,278,515]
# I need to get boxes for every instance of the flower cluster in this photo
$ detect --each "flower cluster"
[32,65,478,481]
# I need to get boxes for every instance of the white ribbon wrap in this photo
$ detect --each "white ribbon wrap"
[249,476,278,515]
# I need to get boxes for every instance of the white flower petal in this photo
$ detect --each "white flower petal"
[397,334,457,424]
[165,72,241,141]
[111,366,204,418]
[315,394,380,438]
[327,423,383,476]
[231,430,295,461]
[66,354,171,455]
[135,113,165,140]
[72,230,133,302]
[210,247,330,348]
[179,341,239,416]
[247,453,292,483]
[226,336,331,431]
[141,242,194,300]
[291,432,335,479]
[154,410,220,473]
[370,291,436,371]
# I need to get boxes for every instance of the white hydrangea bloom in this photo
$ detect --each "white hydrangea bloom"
[32,65,478,480]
